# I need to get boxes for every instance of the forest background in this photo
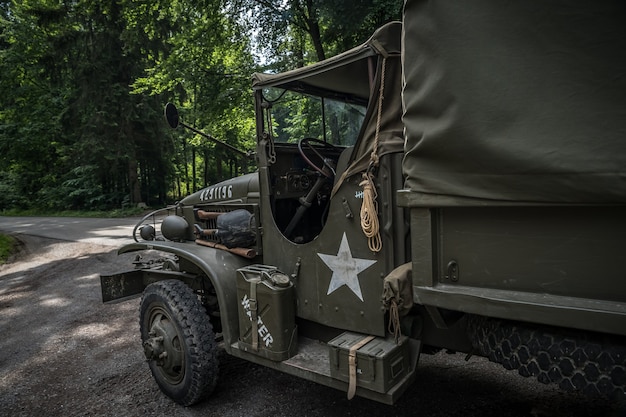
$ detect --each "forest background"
[0,0,401,212]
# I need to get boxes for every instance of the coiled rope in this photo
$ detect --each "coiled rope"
[360,172,382,252]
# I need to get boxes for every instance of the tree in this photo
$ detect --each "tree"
[0,0,402,211]
[0,0,71,208]
[0,0,175,210]
[132,0,257,194]
[227,0,402,70]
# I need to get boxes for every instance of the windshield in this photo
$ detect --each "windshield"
[263,88,366,147]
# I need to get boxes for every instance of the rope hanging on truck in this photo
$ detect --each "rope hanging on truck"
[359,56,386,253]
[360,172,382,252]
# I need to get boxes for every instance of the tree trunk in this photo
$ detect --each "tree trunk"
[192,147,197,192]
[216,153,223,180]
[128,157,142,205]
[204,148,210,187]
[305,0,325,61]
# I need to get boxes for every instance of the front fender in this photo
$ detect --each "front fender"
[118,240,256,349]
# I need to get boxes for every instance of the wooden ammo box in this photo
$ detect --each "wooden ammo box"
[328,332,410,394]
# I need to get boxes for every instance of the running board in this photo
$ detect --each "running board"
[228,334,420,404]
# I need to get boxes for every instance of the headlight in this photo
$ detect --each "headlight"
[161,215,189,241]
[139,224,156,241]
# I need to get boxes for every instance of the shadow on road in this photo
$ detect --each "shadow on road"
[0,235,623,417]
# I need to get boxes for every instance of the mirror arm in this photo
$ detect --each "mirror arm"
[164,102,250,158]
[178,121,249,158]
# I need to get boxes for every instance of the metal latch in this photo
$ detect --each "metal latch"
[446,260,459,282]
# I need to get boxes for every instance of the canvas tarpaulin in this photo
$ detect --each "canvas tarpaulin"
[402,0,626,204]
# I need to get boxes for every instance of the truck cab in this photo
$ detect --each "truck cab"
[102,22,420,405]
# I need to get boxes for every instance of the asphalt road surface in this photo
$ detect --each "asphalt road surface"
[0,216,623,417]
[0,216,136,246]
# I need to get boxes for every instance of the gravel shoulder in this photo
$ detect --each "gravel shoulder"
[0,234,623,417]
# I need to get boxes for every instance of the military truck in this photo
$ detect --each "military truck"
[101,1,626,406]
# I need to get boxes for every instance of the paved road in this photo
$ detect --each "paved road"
[0,216,137,246]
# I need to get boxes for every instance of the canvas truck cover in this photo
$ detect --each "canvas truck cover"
[252,22,401,100]
[402,1,626,204]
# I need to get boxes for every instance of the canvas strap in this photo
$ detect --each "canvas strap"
[347,335,376,400]
[249,279,259,351]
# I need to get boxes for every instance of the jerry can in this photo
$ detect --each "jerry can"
[236,264,297,361]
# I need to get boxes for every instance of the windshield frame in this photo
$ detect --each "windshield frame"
[260,86,367,147]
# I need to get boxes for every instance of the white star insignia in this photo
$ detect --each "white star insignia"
[318,233,377,302]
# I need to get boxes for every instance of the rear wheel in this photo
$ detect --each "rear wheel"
[468,316,626,401]
[140,279,218,406]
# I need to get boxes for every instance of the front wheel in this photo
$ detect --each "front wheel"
[140,279,218,406]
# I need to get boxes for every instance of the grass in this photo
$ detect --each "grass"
[0,233,17,265]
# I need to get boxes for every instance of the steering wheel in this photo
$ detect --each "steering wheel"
[298,137,338,178]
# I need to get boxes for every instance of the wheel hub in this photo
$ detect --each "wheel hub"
[143,335,166,364]
[143,309,184,384]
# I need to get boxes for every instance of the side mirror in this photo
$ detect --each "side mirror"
[164,102,179,129]
[163,102,251,158]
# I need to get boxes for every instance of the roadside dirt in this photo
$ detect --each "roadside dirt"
[0,234,623,417]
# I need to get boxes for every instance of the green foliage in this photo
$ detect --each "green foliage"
[321,0,402,54]
[130,0,258,197]
[0,171,28,209]
[0,0,402,211]
[0,233,17,265]
[227,0,402,70]
[0,0,177,210]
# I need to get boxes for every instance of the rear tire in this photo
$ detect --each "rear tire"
[140,280,218,406]
[468,316,626,401]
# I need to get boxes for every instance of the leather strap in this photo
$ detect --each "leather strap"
[347,335,376,399]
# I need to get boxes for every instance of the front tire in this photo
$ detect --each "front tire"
[140,280,218,406]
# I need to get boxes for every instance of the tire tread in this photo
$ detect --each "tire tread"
[468,316,626,402]
[140,280,218,406]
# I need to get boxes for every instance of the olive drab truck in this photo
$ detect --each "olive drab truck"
[100,1,626,406]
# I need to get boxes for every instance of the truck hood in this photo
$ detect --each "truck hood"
[180,172,260,205]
